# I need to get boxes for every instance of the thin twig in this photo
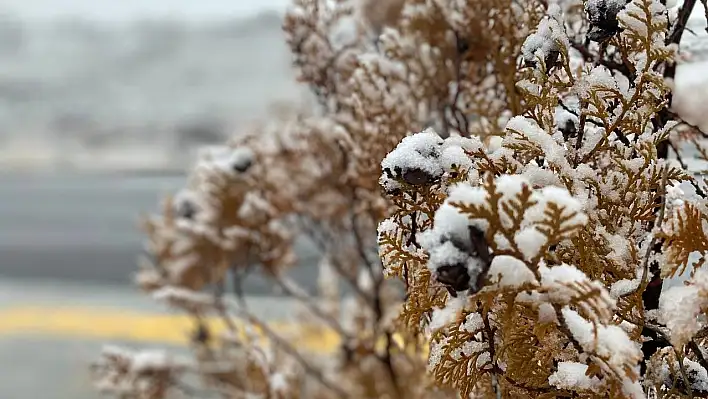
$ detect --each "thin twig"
[669,140,688,170]
[668,0,699,46]
[701,0,708,34]
[481,302,503,398]
[350,208,378,284]
[273,275,349,338]
[638,167,670,295]
[237,307,351,399]
[298,215,373,303]
[674,346,695,399]
[689,340,708,373]
[575,100,587,152]
[569,40,632,77]
[382,330,402,398]
[214,280,239,334]
[665,109,708,138]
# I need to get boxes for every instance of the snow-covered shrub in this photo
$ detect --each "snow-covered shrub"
[93,0,708,398]
[380,0,708,397]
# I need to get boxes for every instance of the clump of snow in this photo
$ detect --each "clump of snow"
[198,145,254,176]
[422,172,587,294]
[421,182,493,294]
[495,174,531,201]
[515,227,547,261]
[542,263,588,286]
[575,66,620,99]
[269,372,290,395]
[172,188,207,221]
[378,217,398,237]
[440,135,483,171]
[536,185,587,225]
[521,4,569,66]
[131,350,172,373]
[427,241,472,272]
[562,307,642,373]
[541,264,613,314]
[504,116,571,172]
[381,129,445,192]
[152,285,215,312]
[548,361,602,392]
[428,295,467,333]
[610,277,641,299]
[659,357,708,393]
[380,128,479,192]
[460,311,484,333]
[486,255,538,288]
[659,269,708,346]
[94,345,192,396]
[666,182,686,209]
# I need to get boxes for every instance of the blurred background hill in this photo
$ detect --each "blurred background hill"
[0,0,305,173]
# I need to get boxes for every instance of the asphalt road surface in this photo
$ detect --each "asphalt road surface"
[0,172,327,399]
[0,172,321,294]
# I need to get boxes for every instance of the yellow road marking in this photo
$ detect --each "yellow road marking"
[0,306,427,358]
[0,306,342,353]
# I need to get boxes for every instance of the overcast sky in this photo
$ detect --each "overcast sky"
[0,0,291,22]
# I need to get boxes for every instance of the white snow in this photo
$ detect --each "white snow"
[576,66,620,99]
[541,263,588,286]
[429,295,467,333]
[515,227,547,261]
[486,255,538,288]
[521,4,569,65]
[427,241,470,270]
[152,285,215,311]
[269,372,290,394]
[380,128,479,191]
[562,307,642,369]
[610,277,641,299]
[548,361,601,392]
[131,350,172,372]
[380,129,445,191]
[505,116,570,170]
[659,269,708,346]
[460,311,484,333]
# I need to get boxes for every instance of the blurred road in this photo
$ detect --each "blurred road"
[0,278,328,399]
[0,172,321,293]
[0,172,325,398]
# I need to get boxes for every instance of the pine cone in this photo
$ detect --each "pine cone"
[176,200,197,220]
[435,263,472,297]
[434,226,492,296]
[586,0,627,42]
[232,156,253,173]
